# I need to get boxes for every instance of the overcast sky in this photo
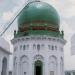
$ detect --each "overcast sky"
[0,0,75,70]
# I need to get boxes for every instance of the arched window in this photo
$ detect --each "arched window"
[52,45,54,50]
[1,57,7,75]
[60,57,64,75]
[14,57,17,75]
[41,44,44,50]
[55,46,57,50]
[48,45,50,50]
[20,45,22,50]
[37,44,40,51]
[33,44,36,50]
[23,45,26,50]
[27,44,29,50]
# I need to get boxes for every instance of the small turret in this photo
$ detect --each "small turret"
[14,30,16,37]
[61,30,64,38]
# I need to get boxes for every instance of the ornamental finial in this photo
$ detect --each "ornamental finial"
[61,30,64,38]
[28,0,40,3]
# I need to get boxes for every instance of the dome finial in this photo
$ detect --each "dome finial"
[28,0,40,3]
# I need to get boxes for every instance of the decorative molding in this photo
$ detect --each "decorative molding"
[33,54,44,62]
[11,36,66,45]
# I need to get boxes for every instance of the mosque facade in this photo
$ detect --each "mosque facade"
[11,0,66,75]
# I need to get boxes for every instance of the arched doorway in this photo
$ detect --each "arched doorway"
[34,60,43,75]
[1,57,7,75]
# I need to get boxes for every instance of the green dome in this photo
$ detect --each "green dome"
[18,1,60,27]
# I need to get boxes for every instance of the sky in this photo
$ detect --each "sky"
[0,0,75,71]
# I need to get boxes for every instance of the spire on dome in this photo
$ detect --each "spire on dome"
[28,0,40,3]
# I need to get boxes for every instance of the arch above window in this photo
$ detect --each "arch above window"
[33,55,44,62]
[20,55,28,62]
[49,55,57,64]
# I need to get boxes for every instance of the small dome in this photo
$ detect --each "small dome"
[18,1,60,28]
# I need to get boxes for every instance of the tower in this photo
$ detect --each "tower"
[11,1,66,75]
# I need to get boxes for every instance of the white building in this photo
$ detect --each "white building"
[0,37,10,75]
[11,0,66,75]
[71,34,75,55]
